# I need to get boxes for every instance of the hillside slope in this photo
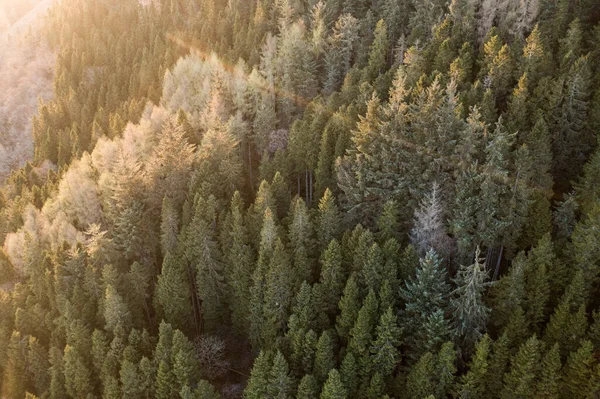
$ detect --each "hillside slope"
[0,0,54,182]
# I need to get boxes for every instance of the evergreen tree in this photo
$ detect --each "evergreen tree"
[370,307,402,377]
[297,374,319,399]
[560,340,595,398]
[451,246,490,352]
[500,335,542,399]
[454,334,491,398]
[156,251,194,333]
[268,351,294,398]
[401,249,451,358]
[320,369,347,399]
[535,343,561,399]
[245,351,273,399]
[319,239,345,319]
[336,274,361,342]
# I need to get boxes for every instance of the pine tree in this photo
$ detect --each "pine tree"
[575,149,600,216]
[319,239,345,319]
[535,343,561,399]
[314,330,336,384]
[363,20,389,83]
[27,337,50,395]
[485,333,510,396]
[161,196,180,256]
[3,331,28,399]
[362,243,385,293]
[172,330,200,392]
[245,351,273,399]
[544,271,589,357]
[187,196,226,332]
[320,369,347,399]
[454,334,491,398]
[48,346,66,399]
[410,182,453,258]
[560,340,595,398]
[552,55,594,187]
[451,246,490,352]
[336,274,361,342]
[156,359,176,399]
[571,203,600,287]
[289,197,316,286]
[349,289,379,361]
[523,238,551,334]
[401,249,451,358]
[405,352,435,398]
[340,352,359,397]
[370,307,402,377]
[156,251,194,333]
[104,284,132,333]
[262,239,294,345]
[63,345,94,399]
[317,188,342,251]
[268,351,293,399]
[500,335,542,399]
[297,374,319,399]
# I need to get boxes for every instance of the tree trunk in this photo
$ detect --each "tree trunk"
[297,173,301,196]
[305,168,309,203]
[493,245,504,281]
[309,170,313,204]
[248,145,253,188]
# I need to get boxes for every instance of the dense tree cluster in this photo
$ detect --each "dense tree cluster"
[1,0,600,397]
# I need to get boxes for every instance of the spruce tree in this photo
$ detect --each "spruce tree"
[268,351,294,399]
[560,340,595,398]
[401,249,451,358]
[245,351,273,399]
[454,334,491,398]
[500,335,542,399]
[320,369,348,399]
[318,239,345,319]
[297,374,319,399]
[451,246,490,352]
[336,274,361,342]
[314,330,336,384]
[370,307,402,378]
[156,251,194,333]
[535,343,561,399]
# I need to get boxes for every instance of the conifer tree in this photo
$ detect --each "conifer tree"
[552,55,594,186]
[535,343,561,399]
[401,249,451,358]
[405,352,435,398]
[485,333,510,396]
[316,189,342,252]
[410,182,453,258]
[245,351,273,399]
[318,239,345,319]
[339,352,359,397]
[320,369,347,399]
[289,197,316,286]
[451,246,490,352]
[336,274,361,342]
[560,340,595,398]
[349,289,379,368]
[500,335,542,399]
[297,374,319,399]
[161,196,180,256]
[314,330,336,384]
[454,334,491,398]
[268,351,293,399]
[156,251,194,333]
[370,307,402,377]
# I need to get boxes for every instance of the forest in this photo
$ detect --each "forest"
[1,0,600,397]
